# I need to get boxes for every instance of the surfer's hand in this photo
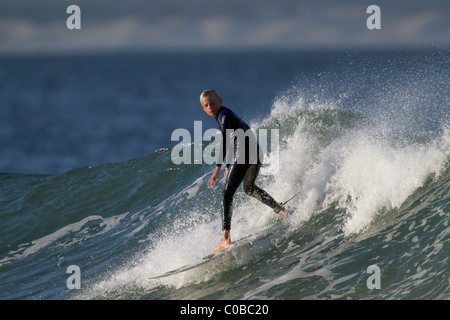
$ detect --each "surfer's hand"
[208,166,221,187]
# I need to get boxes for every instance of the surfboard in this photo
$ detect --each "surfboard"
[148,218,287,280]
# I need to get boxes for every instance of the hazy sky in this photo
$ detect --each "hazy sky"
[0,0,448,54]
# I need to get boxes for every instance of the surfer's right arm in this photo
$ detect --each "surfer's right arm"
[208,166,221,187]
[208,165,228,187]
[210,116,231,188]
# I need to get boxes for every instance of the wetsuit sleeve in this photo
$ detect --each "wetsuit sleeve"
[216,111,232,169]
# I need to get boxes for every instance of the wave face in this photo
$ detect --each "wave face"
[0,49,448,299]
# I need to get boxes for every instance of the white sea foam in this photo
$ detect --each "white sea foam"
[262,90,450,235]
[325,132,448,234]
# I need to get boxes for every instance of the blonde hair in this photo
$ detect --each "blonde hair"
[200,89,222,104]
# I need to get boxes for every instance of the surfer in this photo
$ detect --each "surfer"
[200,89,287,252]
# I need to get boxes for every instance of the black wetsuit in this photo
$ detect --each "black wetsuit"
[215,107,283,230]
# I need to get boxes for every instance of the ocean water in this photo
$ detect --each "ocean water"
[0,49,448,300]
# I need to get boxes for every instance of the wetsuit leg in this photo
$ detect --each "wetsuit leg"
[221,163,247,230]
[221,162,284,230]
[242,162,283,213]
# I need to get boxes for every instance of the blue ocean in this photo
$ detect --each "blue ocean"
[0,49,448,300]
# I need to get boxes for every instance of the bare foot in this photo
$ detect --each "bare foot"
[277,208,291,218]
[214,230,231,252]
